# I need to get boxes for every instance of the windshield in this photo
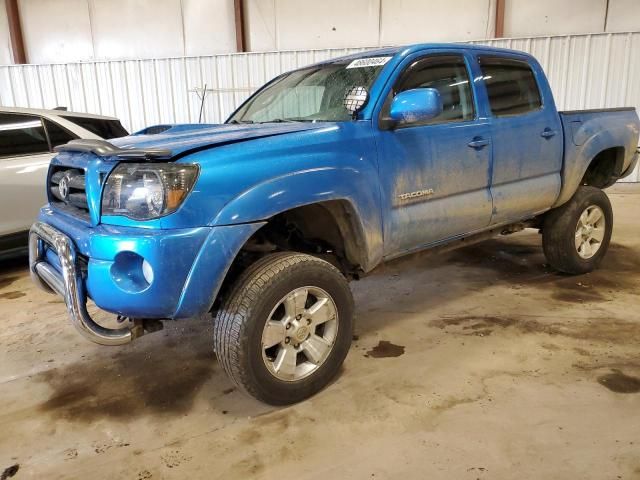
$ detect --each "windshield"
[227,57,391,124]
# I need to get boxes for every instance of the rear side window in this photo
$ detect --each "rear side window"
[0,113,49,158]
[390,54,475,126]
[44,119,76,147]
[60,115,129,139]
[478,57,542,116]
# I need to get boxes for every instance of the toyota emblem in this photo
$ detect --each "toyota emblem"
[58,175,70,201]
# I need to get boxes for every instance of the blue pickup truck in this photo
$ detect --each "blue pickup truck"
[29,44,639,405]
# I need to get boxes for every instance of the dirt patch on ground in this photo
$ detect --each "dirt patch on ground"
[0,276,18,291]
[0,291,25,300]
[34,321,218,423]
[430,314,640,345]
[0,464,19,480]
[597,370,640,394]
[447,241,640,304]
[366,340,405,358]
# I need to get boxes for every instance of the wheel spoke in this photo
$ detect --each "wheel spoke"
[273,346,297,379]
[578,241,586,257]
[262,320,285,348]
[581,240,593,258]
[307,297,334,326]
[574,229,583,250]
[284,288,308,317]
[302,334,332,364]
[590,226,605,243]
[586,207,603,225]
[579,210,589,228]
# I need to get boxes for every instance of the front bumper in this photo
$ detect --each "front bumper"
[29,221,139,345]
[29,210,264,345]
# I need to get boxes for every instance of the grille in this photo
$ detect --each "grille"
[49,167,90,220]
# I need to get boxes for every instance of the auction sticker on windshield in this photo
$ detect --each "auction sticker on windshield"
[346,57,392,69]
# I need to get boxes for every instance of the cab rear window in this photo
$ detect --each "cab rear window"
[478,57,542,117]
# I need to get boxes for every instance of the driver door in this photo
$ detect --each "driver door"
[376,52,494,257]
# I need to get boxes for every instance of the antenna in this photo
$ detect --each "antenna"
[188,84,214,123]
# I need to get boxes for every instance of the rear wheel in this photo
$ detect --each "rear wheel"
[542,186,613,274]
[213,252,354,405]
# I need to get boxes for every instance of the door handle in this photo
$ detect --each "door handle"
[467,138,490,149]
[541,128,557,138]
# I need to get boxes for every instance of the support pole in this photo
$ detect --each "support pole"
[495,0,505,38]
[234,0,246,52]
[6,0,27,64]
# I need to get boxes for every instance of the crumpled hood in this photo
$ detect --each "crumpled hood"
[110,123,331,158]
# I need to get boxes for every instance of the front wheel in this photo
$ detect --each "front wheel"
[213,252,354,405]
[542,186,613,274]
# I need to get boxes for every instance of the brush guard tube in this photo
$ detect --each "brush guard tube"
[29,221,142,346]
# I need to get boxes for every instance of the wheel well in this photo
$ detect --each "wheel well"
[581,147,625,189]
[213,201,365,311]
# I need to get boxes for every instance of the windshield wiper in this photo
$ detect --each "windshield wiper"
[260,118,318,123]
[260,119,299,123]
[228,119,254,124]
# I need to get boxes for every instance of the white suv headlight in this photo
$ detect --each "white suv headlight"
[102,163,199,220]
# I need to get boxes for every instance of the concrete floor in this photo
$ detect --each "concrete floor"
[1,184,640,480]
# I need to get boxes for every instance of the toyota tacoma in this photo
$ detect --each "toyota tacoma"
[29,44,639,405]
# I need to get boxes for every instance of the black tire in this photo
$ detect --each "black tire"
[213,252,354,405]
[542,186,613,274]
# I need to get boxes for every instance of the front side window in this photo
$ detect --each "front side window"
[228,57,390,123]
[478,56,542,117]
[382,54,475,127]
[0,113,49,158]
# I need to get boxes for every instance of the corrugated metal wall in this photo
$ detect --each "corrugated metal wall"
[1,31,638,180]
[0,47,369,130]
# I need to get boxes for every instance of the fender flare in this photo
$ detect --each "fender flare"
[211,167,383,271]
[554,126,629,208]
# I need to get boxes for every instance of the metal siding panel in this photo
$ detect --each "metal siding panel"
[97,62,118,118]
[216,55,236,122]
[0,68,14,105]
[247,53,266,96]
[10,67,26,107]
[585,34,607,109]
[138,60,159,127]
[109,61,133,131]
[263,52,283,84]
[171,58,190,125]
[231,54,251,112]
[184,57,201,124]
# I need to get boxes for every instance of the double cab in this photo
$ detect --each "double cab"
[29,44,639,404]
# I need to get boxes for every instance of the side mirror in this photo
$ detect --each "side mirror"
[389,88,443,126]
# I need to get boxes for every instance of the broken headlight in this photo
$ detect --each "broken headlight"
[102,163,199,220]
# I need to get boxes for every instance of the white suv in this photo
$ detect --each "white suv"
[0,107,128,258]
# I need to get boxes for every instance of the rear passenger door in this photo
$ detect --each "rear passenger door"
[478,56,563,224]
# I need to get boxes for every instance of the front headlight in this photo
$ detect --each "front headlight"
[102,163,199,220]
